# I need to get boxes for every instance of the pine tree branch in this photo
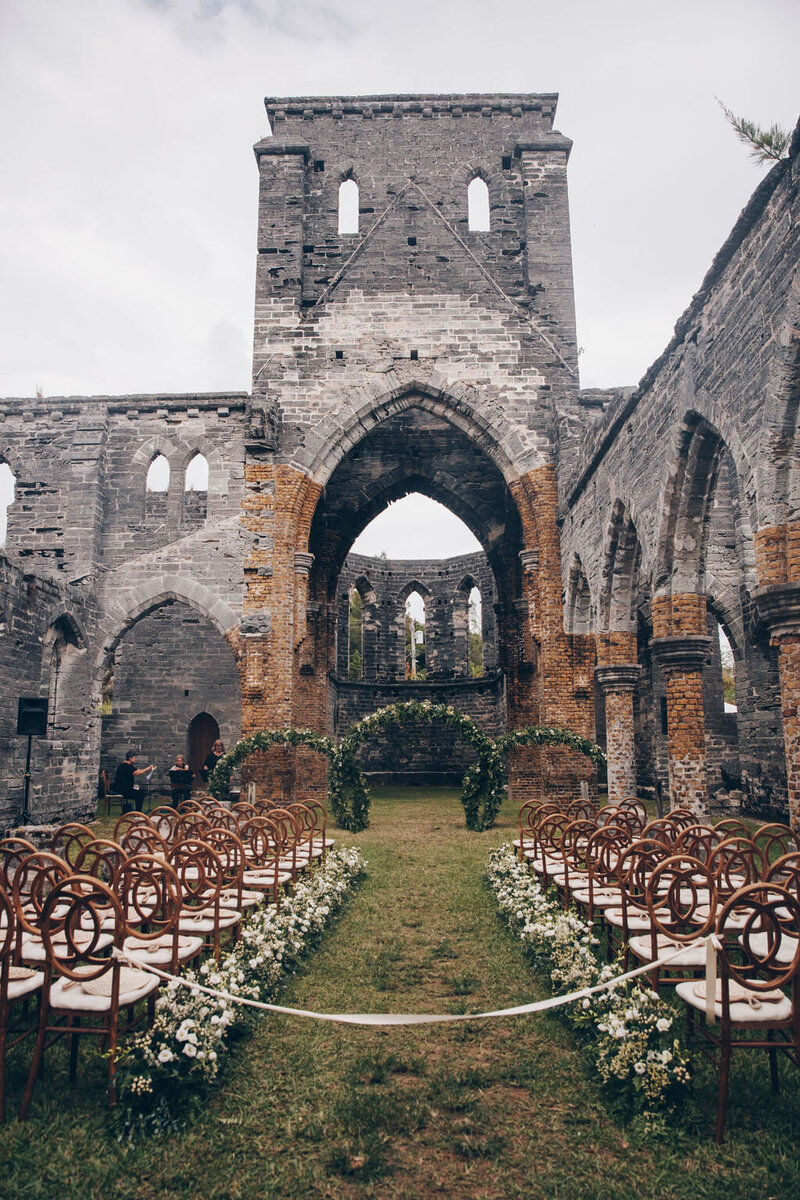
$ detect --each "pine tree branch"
[717,99,790,164]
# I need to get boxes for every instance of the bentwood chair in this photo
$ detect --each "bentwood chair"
[116,853,200,972]
[676,883,800,1141]
[0,883,44,1121]
[629,855,717,990]
[20,876,160,1116]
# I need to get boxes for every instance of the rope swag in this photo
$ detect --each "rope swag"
[210,703,606,834]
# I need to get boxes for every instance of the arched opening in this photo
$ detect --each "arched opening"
[188,711,220,780]
[100,599,240,802]
[468,585,483,677]
[308,398,522,788]
[145,453,170,523]
[404,589,426,680]
[146,454,170,493]
[43,615,83,730]
[468,176,490,232]
[565,556,593,635]
[655,414,772,810]
[338,177,359,236]
[348,585,363,679]
[184,452,208,524]
[0,461,16,546]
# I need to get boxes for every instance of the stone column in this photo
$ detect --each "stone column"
[595,664,640,801]
[754,582,800,831]
[293,551,315,655]
[650,634,711,816]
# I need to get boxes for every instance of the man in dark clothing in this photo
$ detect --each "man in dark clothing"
[113,749,154,813]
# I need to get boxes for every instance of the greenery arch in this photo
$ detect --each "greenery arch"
[334,699,496,831]
[207,727,337,807]
[208,710,606,835]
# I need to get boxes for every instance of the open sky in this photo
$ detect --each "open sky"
[1,0,798,554]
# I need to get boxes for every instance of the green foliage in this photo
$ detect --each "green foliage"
[348,588,363,679]
[718,99,791,164]
[468,630,483,677]
[211,709,605,835]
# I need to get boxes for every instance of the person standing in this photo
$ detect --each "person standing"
[113,749,154,813]
[200,739,225,786]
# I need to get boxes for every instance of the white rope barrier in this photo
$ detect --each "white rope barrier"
[115,935,720,1028]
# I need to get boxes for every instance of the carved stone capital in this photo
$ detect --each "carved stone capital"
[754,582,800,639]
[594,664,641,694]
[650,635,712,673]
[294,551,315,576]
[519,549,539,573]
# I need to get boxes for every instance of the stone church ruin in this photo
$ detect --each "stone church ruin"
[1,93,799,828]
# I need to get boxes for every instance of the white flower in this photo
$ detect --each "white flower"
[183,1043,197,1058]
[634,1062,646,1075]
[656,1017,672,1033]
[157,1048,174,1064]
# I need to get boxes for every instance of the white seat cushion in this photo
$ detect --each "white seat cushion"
[676,978,793,1025]
[50,967,159,1012]
[629,933,707,968]
[7,966,45,1001]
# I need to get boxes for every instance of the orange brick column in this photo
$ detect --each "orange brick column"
[237,461,323,800]
[651,594,711,817]
[507,466,597,804]
[595,631,639,801]
[754,558,800,831]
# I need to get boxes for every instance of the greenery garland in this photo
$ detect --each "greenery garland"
[207,727,336,803]
[337,699,495,832]
[209,707,606,835]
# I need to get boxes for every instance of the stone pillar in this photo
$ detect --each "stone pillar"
[294,551,315,657]
[595,664,640,801]
[650,598,711,815]
[754,582,800,831]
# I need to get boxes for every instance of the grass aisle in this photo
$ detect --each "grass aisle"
[2,788,800,1200]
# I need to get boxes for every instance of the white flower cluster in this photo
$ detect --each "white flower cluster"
[115,846,366,1136]
[486,844,691,1122]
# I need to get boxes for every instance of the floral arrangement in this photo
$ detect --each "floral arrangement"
[114,846,367,1141]
[486,844,691,1127]
[210,712,606,834]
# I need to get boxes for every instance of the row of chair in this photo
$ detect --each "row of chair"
[0,795,334,1121]
[515,797,800,1140]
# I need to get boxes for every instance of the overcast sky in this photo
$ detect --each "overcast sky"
[1,0,798,555]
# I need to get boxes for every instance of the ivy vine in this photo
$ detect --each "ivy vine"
[209,705,606,835]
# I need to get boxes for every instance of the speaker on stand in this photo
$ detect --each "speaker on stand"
[16,697,49,825]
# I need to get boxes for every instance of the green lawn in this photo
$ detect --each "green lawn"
[2,787,799,1199]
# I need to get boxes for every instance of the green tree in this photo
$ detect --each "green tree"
[348,588,363,679]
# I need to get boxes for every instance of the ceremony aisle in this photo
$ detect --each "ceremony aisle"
[2,788,799,1200]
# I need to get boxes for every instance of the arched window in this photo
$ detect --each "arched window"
[718,622,737,714]
[146,454,170,493]
[348,587,363,679]
[338,178,359,236]
[184,452,208,524]
[468,176,490,232]
[405,591,426,680]
[0,461,16,546]
[468,585,483,677]
[184,453,208,492]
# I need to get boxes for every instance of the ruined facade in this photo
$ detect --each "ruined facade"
[1,94,799,827]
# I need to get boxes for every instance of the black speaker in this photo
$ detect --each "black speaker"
[17,697,48,737]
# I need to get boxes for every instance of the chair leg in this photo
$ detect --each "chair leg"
[768,1030,780,1094]
[68,1016,80,1083]
[20,1007,48,1120]
[0,1019,6,1123]
[715,1045,732,1143]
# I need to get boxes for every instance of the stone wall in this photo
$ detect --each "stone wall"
[100,602,242,801]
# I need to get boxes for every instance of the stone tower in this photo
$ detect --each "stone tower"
[239,94,596,802]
